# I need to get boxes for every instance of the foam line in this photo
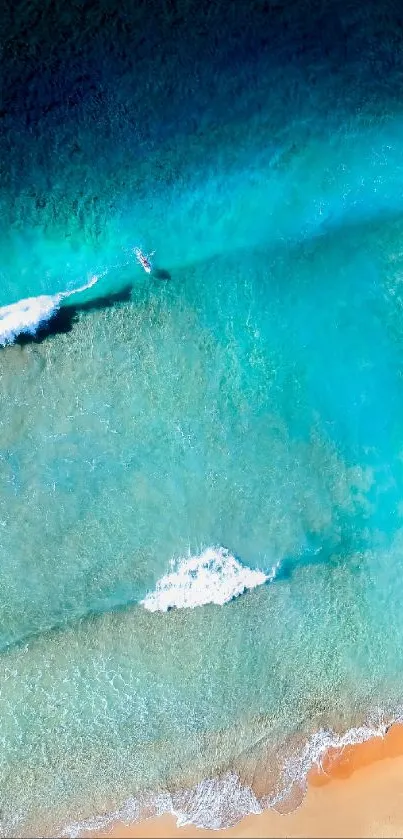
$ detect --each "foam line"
[0,275,99,347]
[62,714,399,836]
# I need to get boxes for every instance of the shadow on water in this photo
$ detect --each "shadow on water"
[153,267,171,281]
[15,284,134,346]
[269,528,370,586]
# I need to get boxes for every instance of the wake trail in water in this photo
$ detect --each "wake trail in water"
[0,275,100,347]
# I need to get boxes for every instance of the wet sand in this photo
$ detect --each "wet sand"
[90,724,403,838]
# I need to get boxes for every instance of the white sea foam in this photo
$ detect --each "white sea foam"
[271,714,392,813]
[62,713,400,837]
[141,546,268,612]
[0,275,99,347]
[62,774,262,838]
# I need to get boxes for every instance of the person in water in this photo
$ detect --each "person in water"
[134,247,171,280]
[134,247,154,274]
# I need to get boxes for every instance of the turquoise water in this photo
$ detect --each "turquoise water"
[3,0,403,835]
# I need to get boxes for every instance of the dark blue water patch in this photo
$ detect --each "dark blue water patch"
[3,0,403,228]
[4,0,403,124]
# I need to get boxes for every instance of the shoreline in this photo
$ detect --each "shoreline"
[85,723,403,839]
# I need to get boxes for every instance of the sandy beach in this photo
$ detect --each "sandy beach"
[89,724,403,839]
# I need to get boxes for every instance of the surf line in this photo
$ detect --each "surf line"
[0,274,100,347]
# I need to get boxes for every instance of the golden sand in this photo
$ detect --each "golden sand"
[89,724,403,838]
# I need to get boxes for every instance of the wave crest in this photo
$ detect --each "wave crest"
[0,275,99,347]
[141,547,268,612]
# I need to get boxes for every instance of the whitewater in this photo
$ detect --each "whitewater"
[141,547,269,612]
[2,141,403,836]
[0,275,100,346]
[63,715,396,836]
[3,0,403,836]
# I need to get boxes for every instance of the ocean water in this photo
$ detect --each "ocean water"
[3,0,403,834]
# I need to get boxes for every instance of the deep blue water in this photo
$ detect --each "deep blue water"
[2,0,403,835]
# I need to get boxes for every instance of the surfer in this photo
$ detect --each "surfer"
[134,247,155,275]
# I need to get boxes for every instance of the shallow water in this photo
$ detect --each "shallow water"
[3,0,403,834]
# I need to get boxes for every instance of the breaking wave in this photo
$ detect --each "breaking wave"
[141,546,270,612]
[63,713,397,837]
[0,275,99,347]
